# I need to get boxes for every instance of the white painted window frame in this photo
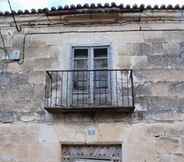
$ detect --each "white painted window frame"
[69,44,112,106]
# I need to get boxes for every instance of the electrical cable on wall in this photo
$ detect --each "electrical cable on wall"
[0,28,8,58]
[7,0,21,32]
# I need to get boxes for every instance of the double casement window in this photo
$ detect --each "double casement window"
[71,46,111,106]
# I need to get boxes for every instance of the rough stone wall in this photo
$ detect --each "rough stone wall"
[0,12,184,162]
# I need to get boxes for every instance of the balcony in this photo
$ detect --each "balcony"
[45,69,135,113]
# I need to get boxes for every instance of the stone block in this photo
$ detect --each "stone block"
[160,153,184,162]
[169,82,184,97]
[135,82,152,96]
[0,71,45,113]
[138,96,179,112]
[134,103,148,111]
[0,155,16,162]
[0,72,28,88]
[20,113,40,122]
[159,154,172,162]
[131,111,144,121]
[146,123,184,138]
[170,56,184,67]
[0,112,16,123]
[134,69,184,83]
[156,137,183,155]
[125,42,152,56]
[151,82,170,97]
[147,55,168,67]
[163,31,184,41]
[118,55,148,69]
[135,96,149,111]
[7,62,22,73]
[151,41,164,53]
[172,154,184,162]
[145,111,184,122]
[28,71,45,85]
[163,41,180,56]
[23,57,57,72]
[26,46,55,60]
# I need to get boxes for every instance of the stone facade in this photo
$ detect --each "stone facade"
[0,8,184,162]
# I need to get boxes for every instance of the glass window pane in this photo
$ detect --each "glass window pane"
[94,59,108,69]
[95,81,108,89]
[73,72,88,80]
[74,49,88,58]
[73,72,88,91]
[74,59,88,69]
[94,48,108,69]
[73,81,88,91]
[94,71,108,89]
[95,71,108,80]
[94,48,108,58]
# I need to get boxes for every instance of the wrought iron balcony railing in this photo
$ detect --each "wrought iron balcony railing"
[45,69,135,112]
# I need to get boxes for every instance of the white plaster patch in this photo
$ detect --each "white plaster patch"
[20,114,39,122]
[135,103,147,111]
